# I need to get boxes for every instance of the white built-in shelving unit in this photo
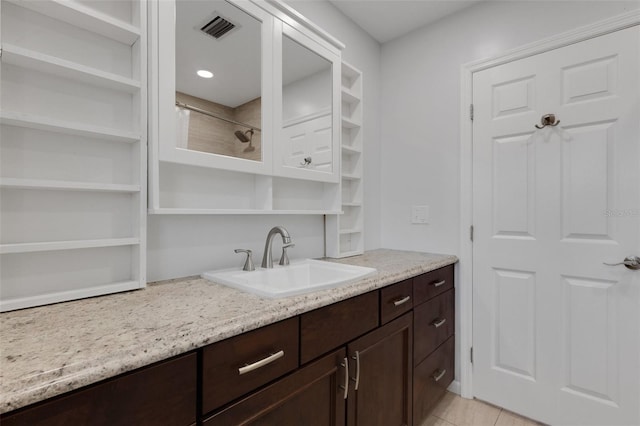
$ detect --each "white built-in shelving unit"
[326,61,364,258]
[0,0,147,311]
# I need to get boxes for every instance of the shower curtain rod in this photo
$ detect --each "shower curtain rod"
[175,101,262,132]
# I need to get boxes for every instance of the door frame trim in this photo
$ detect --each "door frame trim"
[458,9,640,399]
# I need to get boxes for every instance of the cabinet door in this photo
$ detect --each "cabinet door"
[204,348,346,426]
[347,312,412,426]
[1,353,197,426]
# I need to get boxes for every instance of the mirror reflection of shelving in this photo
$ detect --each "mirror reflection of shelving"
[326,61,364,258]
[0,0,146,311]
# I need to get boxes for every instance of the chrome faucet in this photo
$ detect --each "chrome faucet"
[262,226,292,268]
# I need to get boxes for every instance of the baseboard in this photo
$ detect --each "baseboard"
[447,380,461,395]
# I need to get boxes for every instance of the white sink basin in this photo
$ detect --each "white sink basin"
[202,259,376,298]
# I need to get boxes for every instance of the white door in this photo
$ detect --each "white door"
[472,26,639,426]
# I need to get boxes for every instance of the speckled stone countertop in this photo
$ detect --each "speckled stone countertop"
[0,249,457,414]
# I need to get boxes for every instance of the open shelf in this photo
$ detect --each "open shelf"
[341,87,360,105]
[342,116,361,129]
[327,61,364,259]
[0,178,140,193]
[149,208,342,215]
[0,238,140,254]
[6,0,141,45]
[0,0,146,311]
[1,44,141,93]
[342,145,362,155]
[0,280,140,312]
[0,111,140,143]
[337,250,363,258]
[342,173,361,181]
[339,228,363,235]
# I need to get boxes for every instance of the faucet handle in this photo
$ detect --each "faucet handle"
[234,249,255,271]
[279,243,295,266]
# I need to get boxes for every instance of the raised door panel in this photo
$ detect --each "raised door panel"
[347,312,412,426]
[473,26,639,425]
[203,348,346,426]
[0,353,197,426]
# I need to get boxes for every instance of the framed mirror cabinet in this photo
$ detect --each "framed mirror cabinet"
[148,0,344,214]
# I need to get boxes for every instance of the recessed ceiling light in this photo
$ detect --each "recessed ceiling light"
[197,70,214,79]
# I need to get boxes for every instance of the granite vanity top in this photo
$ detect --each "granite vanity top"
[0,249,457,414]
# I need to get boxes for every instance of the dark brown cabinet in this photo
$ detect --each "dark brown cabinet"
[347,313,413,426]
[2,263,456,426]
[413,266,455,425]
[300,291,379,364]
[203,348,347,426]
[201,317,299,414]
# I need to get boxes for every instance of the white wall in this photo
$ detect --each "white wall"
[380,0,639,254]
[147,0,382,281]
[379,0,639,389]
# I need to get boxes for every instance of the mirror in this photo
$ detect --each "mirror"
[281,33,333,173]
[175,0,263,162]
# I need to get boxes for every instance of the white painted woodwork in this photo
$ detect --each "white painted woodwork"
[472,26,639,425]
[0,0,147,312]
[326,61,364,258]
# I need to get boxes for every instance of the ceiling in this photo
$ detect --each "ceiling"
[327,0,484,43]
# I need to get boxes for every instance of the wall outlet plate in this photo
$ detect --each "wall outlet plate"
[411,205,429,224]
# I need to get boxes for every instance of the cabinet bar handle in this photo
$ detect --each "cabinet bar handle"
[431,318,446,328]
[238,350,284,375]
[432,369,447,382]
[340,357,349,399]
[431,280,446,287]
[350,350,361,391]
[393,295,411,306]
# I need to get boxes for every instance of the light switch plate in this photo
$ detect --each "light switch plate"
[411,205,429,224]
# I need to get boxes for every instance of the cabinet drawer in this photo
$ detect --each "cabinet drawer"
[414,264,454,305]
[413,336,454,424]
[202,317,299,415]
[380,278,413,325]
[204,348,347,426]
[300,291,379,364]
[1,353,197,426]
[414,289,454,365]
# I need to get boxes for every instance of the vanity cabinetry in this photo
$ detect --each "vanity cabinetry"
[347,313,413,426]
[0,263,455,425]
[201,317,299,413]
[203,348,347,425]
[1,354,197,426]
[413,264,455,424]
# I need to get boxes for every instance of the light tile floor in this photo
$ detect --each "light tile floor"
[421,392,545,426]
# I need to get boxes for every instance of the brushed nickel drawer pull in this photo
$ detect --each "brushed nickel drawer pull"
[238,350,284,375]
[431,318,446,328]
[431,280,446,287]
[432,369,447,382]
[340,357,349,399]
[350,351,361,391]
[393,295,411,306]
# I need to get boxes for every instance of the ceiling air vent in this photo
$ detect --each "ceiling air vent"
[201,16,236,39]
